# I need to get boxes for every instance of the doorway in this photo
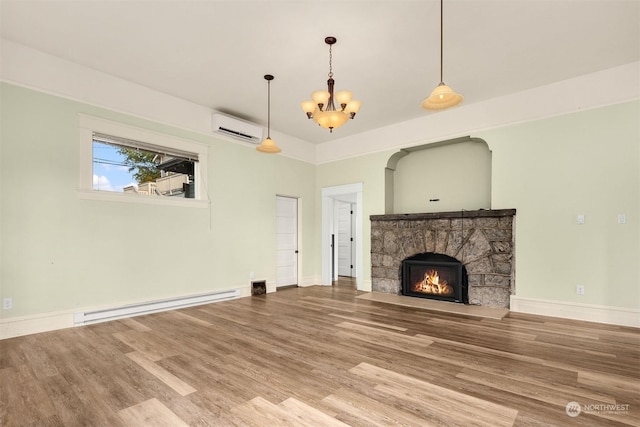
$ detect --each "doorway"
[321,183,363,290]
[337,199,356,278]
[276,196,298,288]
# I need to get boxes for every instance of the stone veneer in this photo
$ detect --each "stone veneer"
[370,209,516,308]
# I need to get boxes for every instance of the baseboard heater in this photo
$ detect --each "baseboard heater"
[73,289,241,326]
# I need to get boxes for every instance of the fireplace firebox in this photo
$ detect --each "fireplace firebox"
[402,253,468,303]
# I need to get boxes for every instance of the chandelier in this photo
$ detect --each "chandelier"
[301,36,361,133]
[421,0,463,111]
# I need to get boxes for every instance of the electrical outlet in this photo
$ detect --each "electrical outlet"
[618,214,626,224]
[576,285,585,295]
[576,214,585,225]
[2,297,12,310]
[249,271,255,280]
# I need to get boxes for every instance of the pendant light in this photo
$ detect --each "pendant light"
[256,74,281,153]
[301,36,361,133]
[421,0,463,111]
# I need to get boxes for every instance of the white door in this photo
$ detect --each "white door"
[337,201,354,277]
[276,196,298,287]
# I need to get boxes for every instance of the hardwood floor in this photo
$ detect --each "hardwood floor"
[1,282,639,426]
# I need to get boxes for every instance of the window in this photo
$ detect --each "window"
[79,115,208,207]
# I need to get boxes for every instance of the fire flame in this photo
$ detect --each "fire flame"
[413,269,453,296]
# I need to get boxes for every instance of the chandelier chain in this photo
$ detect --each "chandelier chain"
[328,44,333,78]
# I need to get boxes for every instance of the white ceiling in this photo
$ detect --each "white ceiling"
[1,0,638,144]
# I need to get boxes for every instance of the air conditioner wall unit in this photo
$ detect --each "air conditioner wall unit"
[212,113,264,144]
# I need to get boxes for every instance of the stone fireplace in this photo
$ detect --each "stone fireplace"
[370,209,515,308]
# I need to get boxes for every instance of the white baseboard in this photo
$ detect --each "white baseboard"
[360,278,372,292]
[510,296,640,328]
[1,287,242,340]
[1,312,76,340]
[299,276,321,287]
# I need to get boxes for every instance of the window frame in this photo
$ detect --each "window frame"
[78,114,209,208]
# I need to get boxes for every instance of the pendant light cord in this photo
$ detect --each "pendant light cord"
[440,0,444,83]
[267,79,271,139]
[264,74,274,139]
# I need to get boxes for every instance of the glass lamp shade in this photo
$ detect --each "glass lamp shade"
[344,99,361,114]
[300,100,316,114]
[311,90,330,106]
[335,90,353,107]
[421,82,463,111]
[256,137,281,153]
[313,110,349,130]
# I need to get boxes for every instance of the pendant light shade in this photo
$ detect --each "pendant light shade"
[422,0,463,111]
[256,74,281,154]
[256,137,280,153]
[421,83,464,110]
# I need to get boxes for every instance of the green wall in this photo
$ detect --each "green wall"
[392,140,492,213]
[317,101,639,309]
[480,101,639,308]
[0,83,317,318]
[2,82,637,321]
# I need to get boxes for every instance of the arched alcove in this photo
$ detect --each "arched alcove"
[385,136,492,214]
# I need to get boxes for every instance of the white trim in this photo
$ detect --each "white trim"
[78,114,210,206]
[299,275,321,287]
[3,40,636,166]
[321,183,364,291]
[316,61,640,164]
[1,312,75,340]
[77,189,209,208]
[510,296,640,328]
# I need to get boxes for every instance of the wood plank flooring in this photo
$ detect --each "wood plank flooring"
[1,281,639,426]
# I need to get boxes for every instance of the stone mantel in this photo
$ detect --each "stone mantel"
[370,209,516,222]
[370,209,516,308]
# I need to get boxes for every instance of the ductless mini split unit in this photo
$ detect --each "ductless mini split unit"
[212,113,264,144]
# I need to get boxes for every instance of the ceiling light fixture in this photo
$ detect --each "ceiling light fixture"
[301,36,361,133]
[256,74,281,154]
[421,0,463,111]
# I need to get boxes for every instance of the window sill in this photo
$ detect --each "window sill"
[77,189,209,208]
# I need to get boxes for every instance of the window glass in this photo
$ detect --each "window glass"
[92,136,196,198]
